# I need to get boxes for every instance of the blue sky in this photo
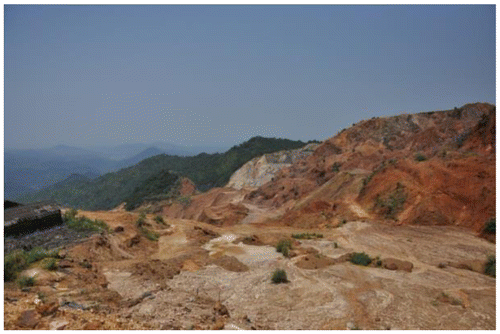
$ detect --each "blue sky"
[4,5,496,149]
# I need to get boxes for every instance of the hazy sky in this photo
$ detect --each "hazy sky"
[4,5,496,149]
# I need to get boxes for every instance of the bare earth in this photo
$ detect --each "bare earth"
[4,209,495,330]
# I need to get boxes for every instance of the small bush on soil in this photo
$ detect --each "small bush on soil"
[154,215,168,226]
[136,213,147,227]
[350,252,372,266]
[41,258,58,271]
[17,276,36,288]
[484,218,495,234]
[276,239,292,255]
[4,250,28,282]
[271,269,288,284]
[140,227,160,241]
[485,255,496,278]
[415,152,427,162]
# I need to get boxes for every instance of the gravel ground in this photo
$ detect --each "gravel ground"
[4,224,96,254]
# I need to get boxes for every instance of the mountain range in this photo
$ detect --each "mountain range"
[4,142,230,199]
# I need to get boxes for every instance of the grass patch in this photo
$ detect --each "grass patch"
[139,227,160,241]
[4,247,60,282]
[64,209,110,233]
[271,269,288,284]
[291,232,323,239]
[350,252,372,266]
[485,255,495,278]
[41,258,58,271]
[17,276,36,288]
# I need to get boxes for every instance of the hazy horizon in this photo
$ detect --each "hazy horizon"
[5,5,495,150]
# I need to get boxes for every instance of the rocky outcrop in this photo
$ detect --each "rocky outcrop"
[227,143,320,190]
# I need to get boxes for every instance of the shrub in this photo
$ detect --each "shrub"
[350,252,372,266]
[415,153,427,162]
[485,255,495,278]
[41,258,58,271]
[140,227,160,241]
[136,213,147,227]
[154,215,167,225]
[17,275,36,288]
[4,250,28,282]
[271,269,288,284]
[276,239,292,255]
[484,218,495,234]
[332,162,342,173]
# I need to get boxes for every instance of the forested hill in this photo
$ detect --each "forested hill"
[20,137,318,211]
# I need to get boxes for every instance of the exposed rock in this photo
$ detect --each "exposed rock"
[381,258,413,272]
[16,310,39,329]
[49,320,68,330]
[227,143,319,190]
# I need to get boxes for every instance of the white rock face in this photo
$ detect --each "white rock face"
[226,143,319,189]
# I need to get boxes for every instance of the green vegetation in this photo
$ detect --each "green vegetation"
[414,152,427,162]
[17,276,36,288]
[41,258,58,271]
[291,232,323,239]
[276,239,292,257]
[332,162,342,173]
[485,255,495,278]
[484,218,495,234]
[136,213,147,227]
[139,227,160,241]
[65,214,110,233]
[362,161,387,187]
[350,252,372,266]
[124,169,179,210]
[177,196,192,206]
[20,137,315,211]
[271,269,288,284]
[4,247,61,282]
[154,215,168,226]
[375,182,407,219]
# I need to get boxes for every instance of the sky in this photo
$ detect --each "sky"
[4,5,496,150]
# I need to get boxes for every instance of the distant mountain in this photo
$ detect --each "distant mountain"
[20,136,316,211]
[4,145,165,200]
[117,147,167,167]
